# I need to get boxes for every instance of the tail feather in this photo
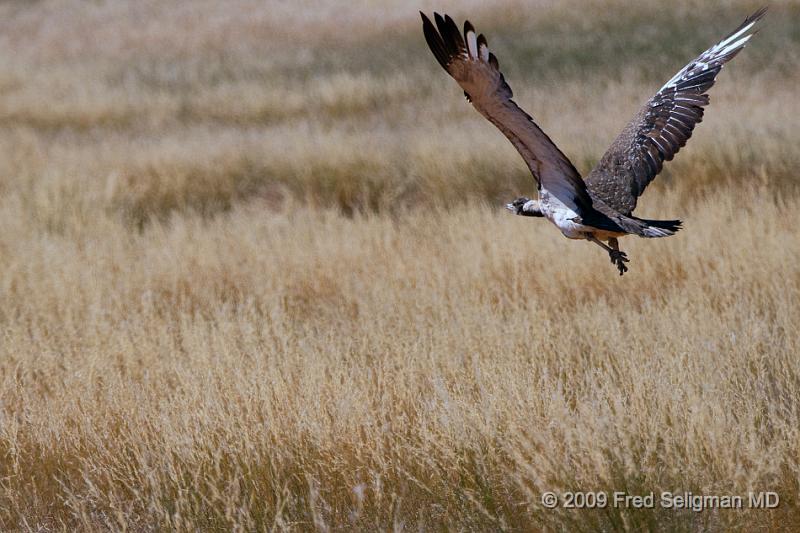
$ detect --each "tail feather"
[637,217,682,238]
[583,208,682,238]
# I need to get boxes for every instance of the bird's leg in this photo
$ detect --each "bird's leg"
[587,235,629,275]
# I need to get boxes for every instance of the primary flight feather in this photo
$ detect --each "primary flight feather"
[421,8,766,275]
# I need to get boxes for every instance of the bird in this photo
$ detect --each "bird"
[420,8,766,275]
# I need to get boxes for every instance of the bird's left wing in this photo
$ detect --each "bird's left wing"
[585,8,767,215]
[421,12,593,216]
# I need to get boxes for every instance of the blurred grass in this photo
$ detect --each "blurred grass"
[0,1,798,224]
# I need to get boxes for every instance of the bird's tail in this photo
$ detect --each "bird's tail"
[636,217,683,238]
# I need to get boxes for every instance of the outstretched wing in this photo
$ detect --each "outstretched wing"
[421,12,593,216]
[585,8,767,215]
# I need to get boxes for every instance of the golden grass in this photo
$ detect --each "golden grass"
[2,189,799,531]
[1,0,799,530]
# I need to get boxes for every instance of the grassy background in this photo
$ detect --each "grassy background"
[1,0,799,530]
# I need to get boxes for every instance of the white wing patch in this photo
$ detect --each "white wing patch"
[479,41,489,62]
[466,30,478,58]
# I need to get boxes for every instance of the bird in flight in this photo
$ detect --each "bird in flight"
[421,8,766,275]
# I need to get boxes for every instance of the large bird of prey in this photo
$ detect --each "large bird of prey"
[421,8,766,275]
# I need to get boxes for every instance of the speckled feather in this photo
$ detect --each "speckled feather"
[585,7,767,215]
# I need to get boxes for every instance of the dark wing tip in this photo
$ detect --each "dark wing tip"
[433,13,453,56]
[428,13,466,62]
[746,6,769,25]
[720,6,769,43]
[433,12,447,35]
[443,14,466,55]
[421,12,449,70]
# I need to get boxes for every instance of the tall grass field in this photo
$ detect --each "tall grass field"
[1,0,799,530]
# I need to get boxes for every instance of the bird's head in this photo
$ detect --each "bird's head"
[506,197,543,217]
[506,197,530,214]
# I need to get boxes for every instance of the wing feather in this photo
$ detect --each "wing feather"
[421,12,593,215]
[585,7,766,214]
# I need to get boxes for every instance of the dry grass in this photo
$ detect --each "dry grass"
[1,0,799,530]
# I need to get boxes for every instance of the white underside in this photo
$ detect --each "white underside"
[538,189,626,241]
[538,189,589,239]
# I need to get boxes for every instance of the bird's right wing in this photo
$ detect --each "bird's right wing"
[421,12,594,216]
[585,8,767,215]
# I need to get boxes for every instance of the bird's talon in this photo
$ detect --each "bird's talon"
[608,250,629,275]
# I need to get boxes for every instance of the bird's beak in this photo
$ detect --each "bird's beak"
[505,203,515,212]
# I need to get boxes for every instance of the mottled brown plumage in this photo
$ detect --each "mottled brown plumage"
[586,7,767,215]
[422,12,596,217]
